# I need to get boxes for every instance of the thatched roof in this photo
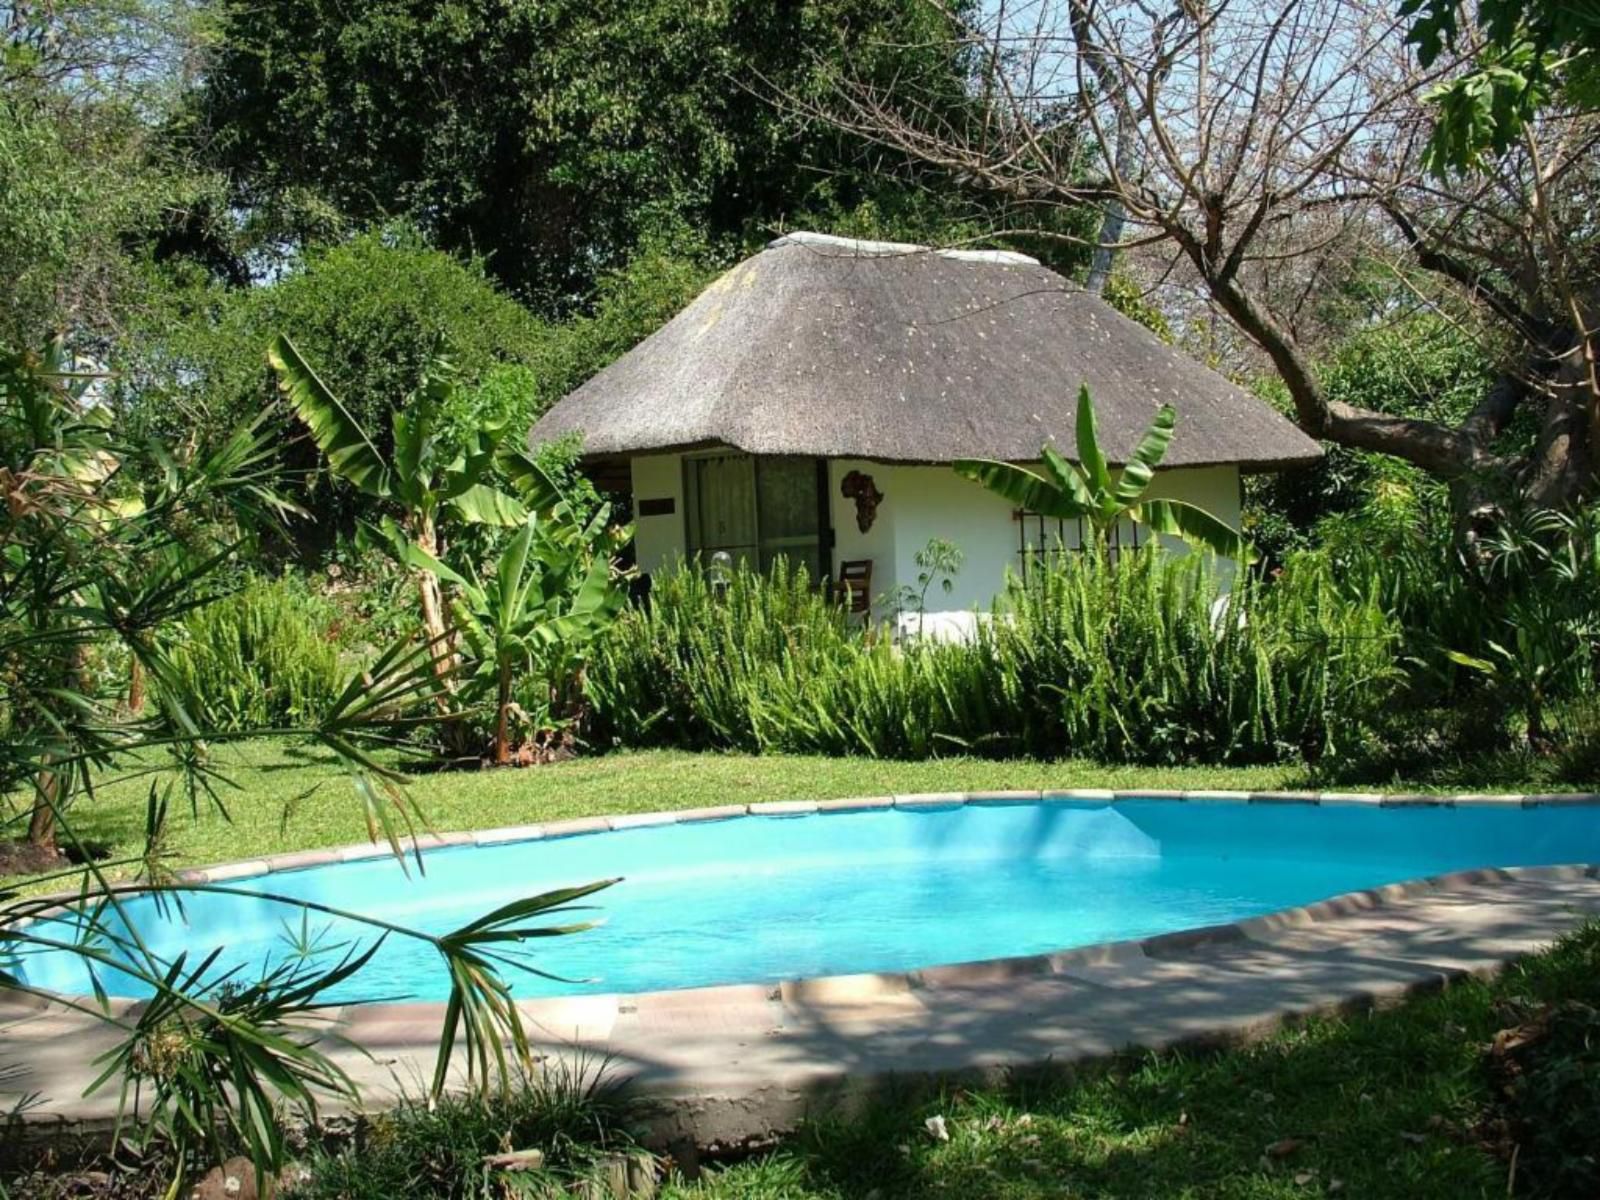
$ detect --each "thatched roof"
[530,232,1321,471]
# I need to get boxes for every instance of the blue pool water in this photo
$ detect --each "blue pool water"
[14,800,1600,1003]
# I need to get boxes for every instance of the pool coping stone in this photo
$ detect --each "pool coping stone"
[13,788,1600,895]
[8,786,1600,1149]
[10,860,1600,1149]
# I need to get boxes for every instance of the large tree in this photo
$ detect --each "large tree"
[1,1,214,344]
[801,0,1600,525]
[1403,0,1600,170]
[189,0,994,309]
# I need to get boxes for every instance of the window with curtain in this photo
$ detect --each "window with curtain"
[684,453,826,580]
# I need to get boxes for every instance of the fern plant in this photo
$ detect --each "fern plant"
[160,576,346,730]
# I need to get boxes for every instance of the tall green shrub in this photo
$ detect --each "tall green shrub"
[588,551,1401,764]
[588,559,859,750]
[980,548,1397,763]
[161,576,346,730]
[122,227,549,538]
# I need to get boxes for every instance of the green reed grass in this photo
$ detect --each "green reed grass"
[588,549,1400,764]
[159,575,348,730]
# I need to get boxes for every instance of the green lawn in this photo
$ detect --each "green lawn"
[12,743,1310,887]
[10,738,1591,892]
[282,923,1600,1200]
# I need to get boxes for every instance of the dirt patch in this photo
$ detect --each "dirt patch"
[0,840,70,881]
[0,838,110,884]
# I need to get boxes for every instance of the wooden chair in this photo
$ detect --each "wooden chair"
[834,559,872,615]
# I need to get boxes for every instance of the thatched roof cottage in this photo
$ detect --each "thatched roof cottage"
[530,232,1319,613]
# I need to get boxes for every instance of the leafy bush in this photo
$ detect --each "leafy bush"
[283,1061,642,1200]
[160,576,347,730]
[123,227,549,539]
[1314,492,1600,755]
[991,548,1398,764]
[588,558,861,751]
[589,550,1401,764]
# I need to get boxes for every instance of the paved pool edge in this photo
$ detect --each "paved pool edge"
[148,786,1600,887]
[6,809,1600,1146]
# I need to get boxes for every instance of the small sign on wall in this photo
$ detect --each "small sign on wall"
[639,497,676,517]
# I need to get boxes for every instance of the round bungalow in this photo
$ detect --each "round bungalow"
[529,232,1320,615]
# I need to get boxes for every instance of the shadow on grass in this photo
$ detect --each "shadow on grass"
[248,742,349,772]
[666,927,1600,1200]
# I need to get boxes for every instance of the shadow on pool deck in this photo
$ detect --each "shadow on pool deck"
[5,868,1600,1171]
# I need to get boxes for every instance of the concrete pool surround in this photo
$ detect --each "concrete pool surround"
[147,786,1600,886]
[7,787,1600,1141]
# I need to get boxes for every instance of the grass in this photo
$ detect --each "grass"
[7,744,1598,1196]
[8,742,1309,888]
[272,922,1600,1199]
[7,738,1592,892]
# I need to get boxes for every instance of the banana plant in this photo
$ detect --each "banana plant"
[955,384,1251,562]
[267,335,526,693]
[0,343,612,1198]
[403,506,628,764]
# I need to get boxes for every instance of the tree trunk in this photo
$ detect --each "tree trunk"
[127,655,145,714]
[1085,111,1137,295]
[26,768,61,854]
[1522,340,1598,509]
[493,659,513,766]
[27,639,90,851]
[413,513,458,705]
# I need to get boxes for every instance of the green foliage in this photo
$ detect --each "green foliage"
[0,341,397,1188]
[1444,508,1600,746]
[273,333,633,760]
[0,343,606,1196]
[1476,929,1600,1199]
[268,333,527,531]
[589,551,1399,764]
[1245,312,1496,564]
[891,537,965,619]
[0,98,175,345]
[1421,39,1556,172]
[956,386,1251,562]
[1000,549,1396,764]
[191,0,984,307]
[271,330,538,758]
[128,228,546,532]
[159,576,346,730]
[1100,274,1174,343]
[1299,484,1600,761]
[589,559,859,752]
[1403,0,1600,171]
[525,434,606,527]
[0,2,222,342]
[1,1,206,106]
[411,507,629,763]
[0,338,298,823]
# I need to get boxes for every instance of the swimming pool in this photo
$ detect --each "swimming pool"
[15,794,1600,1004]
